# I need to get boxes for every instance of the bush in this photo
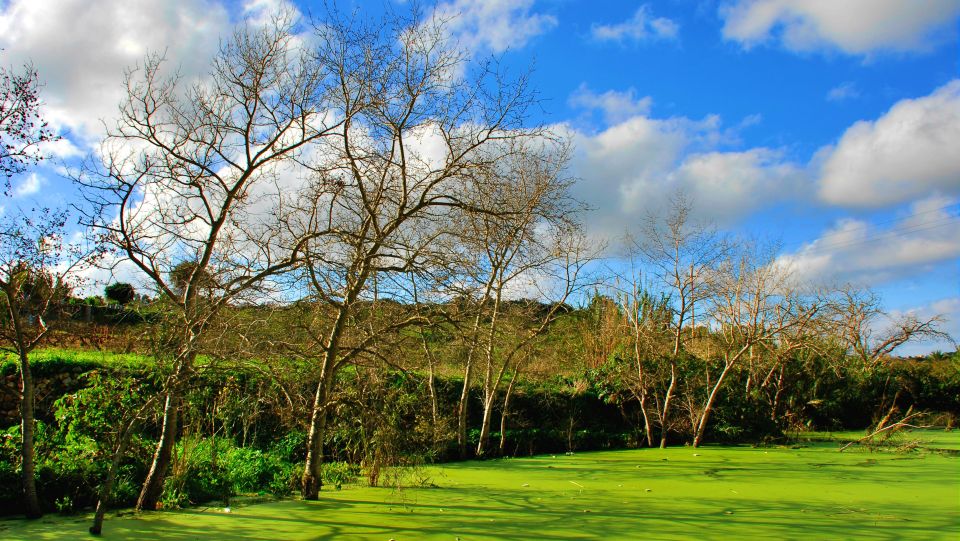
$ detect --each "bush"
[161,438,303,506]
[104,283,136,306]
[321,462,359,490]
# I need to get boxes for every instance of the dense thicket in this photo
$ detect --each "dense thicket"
[0,309,956,517]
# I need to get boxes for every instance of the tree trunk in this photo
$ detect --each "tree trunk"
[18,349,41,519]
[427,354,438,440]
[6,294,42,519]
[498,370,519,455]
[90,425,136,535]
[639,391,653,448]
[137,344,198,512]
[302,369,332,500]
[456,359,473,458]
[475,391,495,457]
[659,361,677,449]
[136,392,180,510]
[692,362,734,448]
[770,365,785,422]
[633,342,653,448]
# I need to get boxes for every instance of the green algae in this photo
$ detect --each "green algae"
[2,435,958,540]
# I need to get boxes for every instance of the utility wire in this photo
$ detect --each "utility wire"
[788,214,959,255]
[779,202,959,252]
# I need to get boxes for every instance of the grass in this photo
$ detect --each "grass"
[2,430,958,540]
[0,347,154,375]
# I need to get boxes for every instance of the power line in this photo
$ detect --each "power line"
[780,203,959,252]
[788,215,960,255]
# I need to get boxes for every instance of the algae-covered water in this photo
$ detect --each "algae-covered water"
[3,432,958,540]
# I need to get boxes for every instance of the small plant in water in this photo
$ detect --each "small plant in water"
[55,496,73,515]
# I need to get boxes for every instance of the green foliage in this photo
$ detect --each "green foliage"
[0,348,153,377]
[160,438,305,507]
[321,462,359,490]
[104,282,136,305]
[2,342,957,517]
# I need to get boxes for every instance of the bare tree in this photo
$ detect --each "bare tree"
[460,145,591,456]
[444,138,591,458]
[691,244,822,447]
[76,11,339,510]
[824,287,954,445]
[282,7,546,498]
[613,276,672,447]
[835,288,953,367]
[630,193,728,447]
[0,57,63,519]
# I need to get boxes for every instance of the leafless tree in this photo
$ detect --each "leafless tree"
[613,274,672,447]
[0,57,65,519]
[276,6,554,497]
[691,244,823,447]
[629,192,728,447]
[834,288,953,367]
[443,138,592,458]
[76,11,339,510]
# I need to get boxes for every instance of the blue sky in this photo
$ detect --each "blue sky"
[1,0,958,353]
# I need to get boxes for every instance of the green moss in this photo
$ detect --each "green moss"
[2,435,957,540]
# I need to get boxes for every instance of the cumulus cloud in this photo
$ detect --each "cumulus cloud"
[777,196,960,287]
[434,0,557,54]
[720,0,960,55]
[671,148,804,221]
[0,0,236,147]
[565,111,805,236]
[817,80,960,208]
[591,5,679,43]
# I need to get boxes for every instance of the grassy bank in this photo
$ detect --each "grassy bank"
[3,430,957,540]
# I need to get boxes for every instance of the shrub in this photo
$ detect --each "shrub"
[321,461,359,490]
[104,283,136,306]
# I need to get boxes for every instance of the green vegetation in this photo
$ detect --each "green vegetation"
[0,348,154,376]
[1,3,957,536]
[1,346,957,532]
[1,434,957,540]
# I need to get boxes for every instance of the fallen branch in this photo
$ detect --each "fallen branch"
[839,407,927,452]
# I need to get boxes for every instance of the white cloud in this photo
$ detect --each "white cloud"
[242,0,299,27]
[671,148,804,222]
[591,5,679,43]
[777,196,960,286]
[566,111,804,236]
[0,0,232,147]
[826,82,860,102]
[568,85,653,125]
[720,0,960,55]
[13,172,42,197]
[435,0,557,53]
[817,80,960,208]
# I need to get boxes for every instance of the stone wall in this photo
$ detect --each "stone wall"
[0,367,89,427]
